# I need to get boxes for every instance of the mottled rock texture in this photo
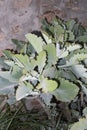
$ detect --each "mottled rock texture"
[0,0,87,51]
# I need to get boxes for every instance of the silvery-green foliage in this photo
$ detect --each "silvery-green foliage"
[1,17,87,106]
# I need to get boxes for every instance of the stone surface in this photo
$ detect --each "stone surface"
[0,0,87,51]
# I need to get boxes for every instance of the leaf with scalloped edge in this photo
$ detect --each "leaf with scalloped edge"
[58,69,77,82]
[72,64,87,79]
[66,49,87,61]
[44,44,57,66]
[56,44,81,59]
[36,51,47,73]
[3,50,13,59]
[16,82,33,100]
[52,78,79,102]
[11,65,23,81]
[67,53,87,66]
[12,54,32,71]
[42,32,52,44]
[78,81,87,97]
[0,71,19,83]
[68,31,75,41]
[56,43,68,58]
[0,77,15,95]
[37,77,58,93]
[25,33,45,53]
[67,44,81,52]
[43,67,57,79]
[19,72,38,83]
[59,50,69,59]
[66,19,76,31]
[54,24,64,42]
[0,57,9,69]
[76,35,87,43]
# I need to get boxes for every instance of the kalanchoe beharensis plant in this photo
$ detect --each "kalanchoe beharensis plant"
[0,17,87,105]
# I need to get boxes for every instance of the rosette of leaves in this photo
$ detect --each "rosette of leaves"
[42,17,87,43]
[0,17,87,106]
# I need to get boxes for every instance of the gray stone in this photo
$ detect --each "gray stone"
[0,0,87,52]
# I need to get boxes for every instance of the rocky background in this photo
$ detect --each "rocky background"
[0,0,87,52]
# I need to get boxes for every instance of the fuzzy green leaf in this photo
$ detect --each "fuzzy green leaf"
[56,43,68,58]
[54,24,64,39]
[71,64,87,79]
[0,77,15,95]
[66,49,87,60]
[57,44,81,59]
[42,32,52,44]
[0,71,18,83]
[19,72,38,82]
[58,69,77,82]
[16,82,33,100]
[4,60,14,66]
[67,53,87,66]
[0,57,9,69]
[44,44,57,66]
[37,78,58,93]
[25,33,45,53]
[68,31,75,41]
[76,35,87,42]
[11,65,23,81]
[43,67,57,79]
[36,51,46,73]
[67,44,81,52]
[66,19,76,31]
[13,54,32,71]
[52,78,79,102]
[3,50,13,59]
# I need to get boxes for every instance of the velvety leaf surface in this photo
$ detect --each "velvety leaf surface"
[52,78,79,102]
[44,44,57,66]
[36,51,46,73]
[37,77,58,93]
[16,82,33,100]
[25,33,45,53]
[0,77,15,94]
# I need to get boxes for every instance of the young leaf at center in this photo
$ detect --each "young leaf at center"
[37,77,58,93]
